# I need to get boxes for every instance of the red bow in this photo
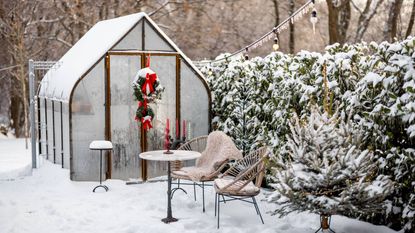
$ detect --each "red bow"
[141,73,157,95]
[142,116,153,131]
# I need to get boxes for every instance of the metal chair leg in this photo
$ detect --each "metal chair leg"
[215,193,217,216]
[202,181,205,212]
[217,193,221,229]
[252,197,264,224]
[193,182,197,201]
[252,197,260,215]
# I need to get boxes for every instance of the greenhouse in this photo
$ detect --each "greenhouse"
[37,12,211,181]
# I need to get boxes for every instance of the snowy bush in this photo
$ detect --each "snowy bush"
[267,108,393,217]
[203,37,415,232]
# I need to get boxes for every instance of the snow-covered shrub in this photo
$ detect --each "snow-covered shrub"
[267,108,393,217]
[203,37,415,232]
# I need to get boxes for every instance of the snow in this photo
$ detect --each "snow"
[89,140,113,149]
[39,13,146,102]
[0,139,399,233]
[38,12,205,103]
[362,72,383,86]
[0,138,32,180]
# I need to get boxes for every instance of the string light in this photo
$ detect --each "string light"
[310,8,318,34]
[193,0,319,67]
[273,37,279,51]
[244,48,249,60]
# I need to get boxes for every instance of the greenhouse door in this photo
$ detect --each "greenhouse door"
[107,52,180,181]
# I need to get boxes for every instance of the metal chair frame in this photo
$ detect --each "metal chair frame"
[214,146,268,228]
[170,136,211,211]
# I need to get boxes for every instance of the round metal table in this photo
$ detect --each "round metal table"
[139,150,201,223]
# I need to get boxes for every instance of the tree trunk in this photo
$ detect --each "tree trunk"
[272,0,280,27]
[383,0,403,42]
[405,0,415,38]
[354,0,384,43]
[326,0,351,44]
[289,0,295,54]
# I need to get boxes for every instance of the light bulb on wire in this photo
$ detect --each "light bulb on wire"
[273,38,279,51]
[310,9,318,34]
[244,47,249,60]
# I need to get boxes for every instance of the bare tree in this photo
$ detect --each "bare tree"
[272,0,280,27]
[326,0,351,44]
[383,0,404,41]
[0,1,33,138]
[289,0,295,54]
[353,0,384,43]
[405,0,415,38]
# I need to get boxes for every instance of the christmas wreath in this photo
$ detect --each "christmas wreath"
[132,56,164,130]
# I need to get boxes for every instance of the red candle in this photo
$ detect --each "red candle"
[176,119,179,139]
[182,120,186,139]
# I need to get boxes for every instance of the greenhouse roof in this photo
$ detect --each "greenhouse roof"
[38,12,203,103]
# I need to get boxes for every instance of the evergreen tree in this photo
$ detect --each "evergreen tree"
[268,108,393,217]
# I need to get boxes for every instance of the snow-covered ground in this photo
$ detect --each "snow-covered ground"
[0,138,32,180]
[0,139,399,233]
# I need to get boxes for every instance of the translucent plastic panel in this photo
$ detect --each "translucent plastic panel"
[112,20,142,50]
[62,103,70,169]
[54,101,62,165]
[46,99,54,162]
[146,56,177,178]
[109,55,142,180]
[39,98,47,157]
[180,61,209,139]
[144,21,174,52]
[71,59,105,181]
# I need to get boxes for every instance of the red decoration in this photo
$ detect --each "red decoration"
[142,116,153,131]
[133,55,164,131]
[141,73,157,95]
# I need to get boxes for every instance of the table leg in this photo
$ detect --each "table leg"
[93,150,108,192]
[162,161,178,223]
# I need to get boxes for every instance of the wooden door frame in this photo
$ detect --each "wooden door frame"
[105,51,181,181]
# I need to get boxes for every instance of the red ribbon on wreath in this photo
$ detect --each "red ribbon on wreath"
[141,116,153,130]
[133,55,161,131]
[142,73,157,95]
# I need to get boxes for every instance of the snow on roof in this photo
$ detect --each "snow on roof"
[39,12,205,103]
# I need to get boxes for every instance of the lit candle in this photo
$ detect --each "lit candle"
[182,120,186,139]
[187,121,192,139]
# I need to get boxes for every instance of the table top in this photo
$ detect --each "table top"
[139,150,201,161]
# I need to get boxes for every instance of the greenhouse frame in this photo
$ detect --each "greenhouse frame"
[38,12,211,181]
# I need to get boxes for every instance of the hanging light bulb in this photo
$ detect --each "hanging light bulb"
[208,67,213,76]
[310,9,318,34]
[273,37,279,51]
[244,47,249,60]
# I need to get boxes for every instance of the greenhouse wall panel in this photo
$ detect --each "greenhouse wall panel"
[71,59,105,181]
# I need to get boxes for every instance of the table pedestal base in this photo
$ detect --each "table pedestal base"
[162,217,178,223]
[93,185,109,192]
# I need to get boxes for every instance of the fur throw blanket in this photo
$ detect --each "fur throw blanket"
[180,131,242,181]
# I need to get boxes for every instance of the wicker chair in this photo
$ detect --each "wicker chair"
[171,135,208,172]
[171,136,209,209]
[171,132,241,212]
[214,146,269,228]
